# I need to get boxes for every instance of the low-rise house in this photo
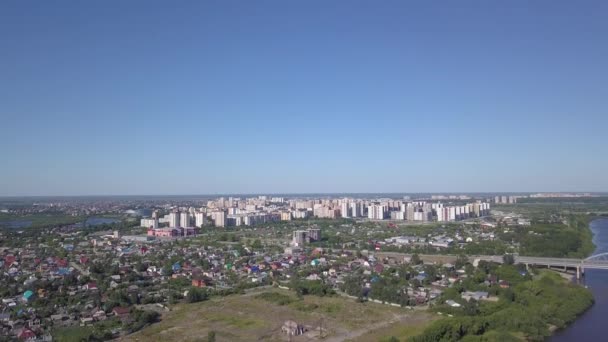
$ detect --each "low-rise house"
[80,316,94,325]
[22,291,35,303]
[50,314,68,322]
[17,327,36,341]
[192,278,210,288]
[461,291,489,301]
[26,318,40,329]
[92,310,107,321]
[0,313,10,323]
[84,282,98,291]
[112,307,131,320]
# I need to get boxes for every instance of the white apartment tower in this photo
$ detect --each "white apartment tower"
[180,212,191,227]
[169,211,180,228]
[341,202,350,218]
[213,210,226,227]
[195,212,206,227]
[350,202,360,217]
[368,204,385,220]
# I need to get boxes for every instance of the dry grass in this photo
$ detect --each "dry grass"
[121,288,432,342]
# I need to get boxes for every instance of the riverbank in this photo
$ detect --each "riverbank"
[551,218,608,341]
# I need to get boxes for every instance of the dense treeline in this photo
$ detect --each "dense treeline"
[411,272,593,341]
[290,279,335,297]
[516,215,594,258]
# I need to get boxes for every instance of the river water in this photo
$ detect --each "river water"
[551,218,608,341]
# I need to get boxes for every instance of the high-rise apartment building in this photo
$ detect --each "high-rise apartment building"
[169,211,180,228]
[341,202,350,218]
[212,210,226,227]
[292,230,309,246]
[195,212,206,227]
[308,228,321,241]
[180,212,191,227]
[368,204,385,220]
[140,218,158,229]
[350,202,360,217]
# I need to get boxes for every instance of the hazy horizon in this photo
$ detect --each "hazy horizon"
[0,191,605,199]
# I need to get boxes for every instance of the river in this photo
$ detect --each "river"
[551,218,608,341]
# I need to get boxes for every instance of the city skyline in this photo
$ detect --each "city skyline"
[2,1,608,196]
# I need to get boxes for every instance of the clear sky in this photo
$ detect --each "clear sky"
[1,1,607,196]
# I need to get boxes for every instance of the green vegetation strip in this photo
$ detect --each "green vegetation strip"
[411,271,593,341]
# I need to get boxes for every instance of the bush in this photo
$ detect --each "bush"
[291,280,334,297]
[186,287,209,303]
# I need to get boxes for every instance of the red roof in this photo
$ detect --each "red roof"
[113,307,130,316]
[18,328,36,340]
[4,255,16,266]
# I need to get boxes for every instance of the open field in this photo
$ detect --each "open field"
[122,288,433,342]
[53,326,95,342]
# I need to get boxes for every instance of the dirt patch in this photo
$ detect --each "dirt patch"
[121,288,433,342]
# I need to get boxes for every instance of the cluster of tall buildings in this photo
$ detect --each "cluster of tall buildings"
[140,196,493,231]
[434,202,491,222]
[141,209,207,229]
[494,196,518,204]
[303,198,490,222]
[140,197,289,229]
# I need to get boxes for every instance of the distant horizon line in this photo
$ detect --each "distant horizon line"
[1,191,606,198]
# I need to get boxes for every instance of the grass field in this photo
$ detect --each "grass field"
[53,326,95,342]
[122,288,433,342]
[53,318,121,341]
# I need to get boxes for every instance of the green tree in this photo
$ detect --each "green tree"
[503,254,515,265]
[251,239,263,250]
[186,287,209,303]
[411,253,422,265]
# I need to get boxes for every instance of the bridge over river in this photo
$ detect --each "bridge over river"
[355,250,608,279]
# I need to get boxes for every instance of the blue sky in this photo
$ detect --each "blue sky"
[1,1,607,196]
